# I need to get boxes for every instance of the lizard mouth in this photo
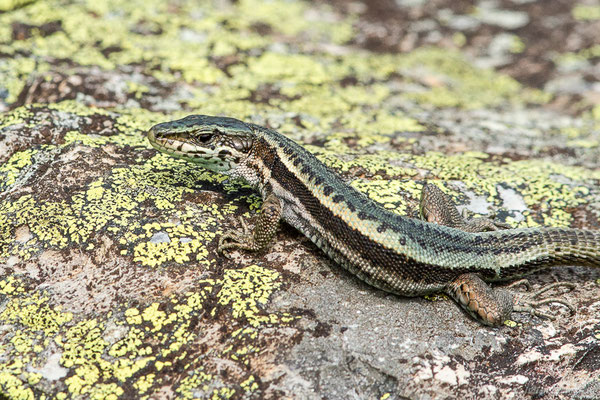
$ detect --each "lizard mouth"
[148,126,207,156]
[147,125,236,174]
[146,118,244,173]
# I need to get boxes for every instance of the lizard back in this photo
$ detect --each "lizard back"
[249,124,600,295]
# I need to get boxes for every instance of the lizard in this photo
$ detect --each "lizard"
[147,114,600,326]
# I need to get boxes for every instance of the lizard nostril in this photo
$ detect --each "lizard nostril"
[147,127,156,141]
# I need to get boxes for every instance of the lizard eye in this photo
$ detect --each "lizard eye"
[198,133,213,143]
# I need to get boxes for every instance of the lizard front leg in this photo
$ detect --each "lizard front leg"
[218,192,283,256]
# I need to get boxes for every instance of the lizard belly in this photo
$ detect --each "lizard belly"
[280,201,447,296]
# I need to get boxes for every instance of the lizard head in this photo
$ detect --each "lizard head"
[147,115,255,173]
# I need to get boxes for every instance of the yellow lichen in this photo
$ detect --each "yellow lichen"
[0,372,36,400]
[0,276,25,295]
[572,5,600,21]
[217,265,281,327]
[1,292,73,336]
[0,0,596,397]
[133,373,155,394]
[176,371,213,399]
[240,375,259,392]
[0,148,37,190]
[57,319,108,368]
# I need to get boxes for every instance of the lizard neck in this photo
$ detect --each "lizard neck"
[231,130,278,197]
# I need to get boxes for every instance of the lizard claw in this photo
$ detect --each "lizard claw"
[506,278,531,290]
[217,233,236,258]
[512,281,576,321]
[217,217,254,257]
[464,217,512,232]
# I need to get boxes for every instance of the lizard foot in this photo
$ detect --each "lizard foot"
[217,216,256,258]
[419,183,511,232]
[459,209,512,231]
[511,280,576,321]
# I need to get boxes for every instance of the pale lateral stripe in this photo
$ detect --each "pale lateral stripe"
[261,132,496,271]
[270,178,444,294]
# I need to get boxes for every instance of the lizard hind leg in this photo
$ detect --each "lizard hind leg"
[419,183,510,232]
[445,274,576,326]
[445,273,515,326]
[421,183,576,325]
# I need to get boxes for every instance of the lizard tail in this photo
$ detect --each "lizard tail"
[542,228,600,267]
[494,227,600,271]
